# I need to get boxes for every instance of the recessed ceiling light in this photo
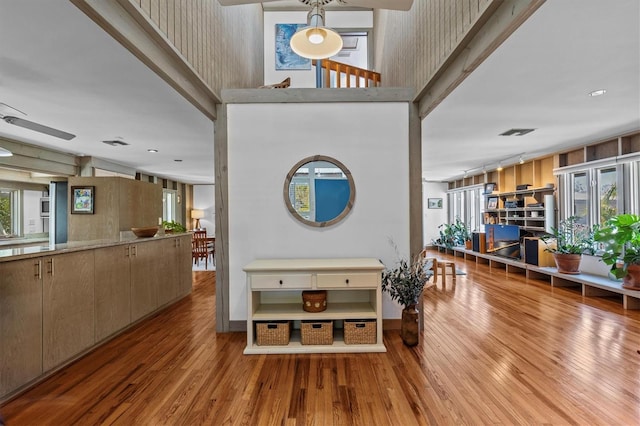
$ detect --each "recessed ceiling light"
[588,89,606,97]
[147,149,158,153]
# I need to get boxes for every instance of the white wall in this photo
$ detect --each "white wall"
[422,181,448,245]
[264,11,373,88]
[227,101,410,321]
[193,184,215,234]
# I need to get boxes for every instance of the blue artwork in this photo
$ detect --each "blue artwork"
[275,24,311,70]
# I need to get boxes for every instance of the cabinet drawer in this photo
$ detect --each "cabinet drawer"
[251,273,312,289]
[317,273,378,288]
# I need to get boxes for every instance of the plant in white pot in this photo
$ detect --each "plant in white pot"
[540,216,595,274]
[594,213,640,290]
[381,254,433,346]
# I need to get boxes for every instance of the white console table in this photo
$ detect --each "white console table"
[243,258,386,354]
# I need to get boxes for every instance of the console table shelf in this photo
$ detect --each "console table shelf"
[244,258,386,354]
[252,302,377,320]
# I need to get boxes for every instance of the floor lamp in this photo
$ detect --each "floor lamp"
[191,209,204,230]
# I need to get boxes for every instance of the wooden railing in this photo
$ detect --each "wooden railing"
[312,59,381,88]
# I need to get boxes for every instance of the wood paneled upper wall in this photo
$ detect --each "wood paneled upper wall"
[374,0,545,118]
[126,0,264,96]
[374,0,494,92]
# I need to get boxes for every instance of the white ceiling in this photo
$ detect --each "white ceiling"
[0,0,638,186]
[422,0,640,181]
[0,0,214,184]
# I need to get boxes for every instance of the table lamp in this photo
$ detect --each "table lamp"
[191,209,204,229]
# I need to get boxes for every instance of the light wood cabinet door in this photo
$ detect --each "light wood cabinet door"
[42,251,95,371]
[0,258,43,396]
[94,245,131,342]
[177,234,193,297]
[157,238,179,306]
[157,235,192,305]
[130,241,160,321]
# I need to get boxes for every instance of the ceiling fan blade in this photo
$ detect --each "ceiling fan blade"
[339,0,413,11]
[2,116,76,140]
[217,0,281,5]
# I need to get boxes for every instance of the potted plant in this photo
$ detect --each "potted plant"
[436,218,470,249]
[162,220,186,233]
[540,216,595,274]
[594,213,640,290]
[382,254,434,346]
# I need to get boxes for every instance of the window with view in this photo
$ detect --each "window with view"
[597,167,618,224]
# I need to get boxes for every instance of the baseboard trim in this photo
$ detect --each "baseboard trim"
[383,319,401,330]
[229,320,247,332]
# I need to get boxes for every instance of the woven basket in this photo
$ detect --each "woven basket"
[256,321,290,346]
[344,319,377,345]
[302,290,327,313]
[301,320,333,345]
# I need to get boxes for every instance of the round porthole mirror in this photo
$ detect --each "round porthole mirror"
[283,155,356,227]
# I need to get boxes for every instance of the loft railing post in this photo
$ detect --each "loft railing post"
[316,59,322,88]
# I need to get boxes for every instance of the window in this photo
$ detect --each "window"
[0,188,51,238]
[571,172,589,226]
[597,167,618,224]
[0,189,13,236]
[163,189,177,222]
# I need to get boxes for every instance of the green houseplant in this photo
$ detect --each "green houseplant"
[382,254,434,346]
[436,218,470,249]
[594,213,640,290]
[162,220,187,233]
[540,216,595,274]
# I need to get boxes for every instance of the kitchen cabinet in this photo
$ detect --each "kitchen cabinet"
[94,245,131,342]
[0,234,191,401]
[130,240,161,322]
[42,250,95,371]
[0,258,43,397]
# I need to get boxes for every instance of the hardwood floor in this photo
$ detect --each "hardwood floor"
[2,253,640,425]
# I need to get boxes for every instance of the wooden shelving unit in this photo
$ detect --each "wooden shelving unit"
[484,186,555,231]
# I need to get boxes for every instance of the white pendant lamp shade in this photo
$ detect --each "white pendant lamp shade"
[290,26,343,60]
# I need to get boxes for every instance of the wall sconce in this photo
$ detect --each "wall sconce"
[191,209,204,229]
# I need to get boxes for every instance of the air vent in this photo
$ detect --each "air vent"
[102,140,129,147]
[499,128,535,136]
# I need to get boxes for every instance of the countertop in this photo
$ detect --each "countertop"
[0,232,190,262]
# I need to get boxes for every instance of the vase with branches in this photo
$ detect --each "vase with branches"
[382,246,433,346]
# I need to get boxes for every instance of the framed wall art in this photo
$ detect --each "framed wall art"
[486,196,498,210]
[275,23,311,70]
[71,186,95,214]
[484,182,497,194]
[427,198,443,209]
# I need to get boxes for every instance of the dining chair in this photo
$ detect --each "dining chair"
[192,230,209,269]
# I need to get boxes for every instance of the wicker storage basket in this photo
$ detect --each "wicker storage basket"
[301,320,333,345]
[302,290,327,313]
[344,319,377,345]
[256,321,290,346]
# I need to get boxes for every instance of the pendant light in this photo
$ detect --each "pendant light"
[290,0,343,60]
